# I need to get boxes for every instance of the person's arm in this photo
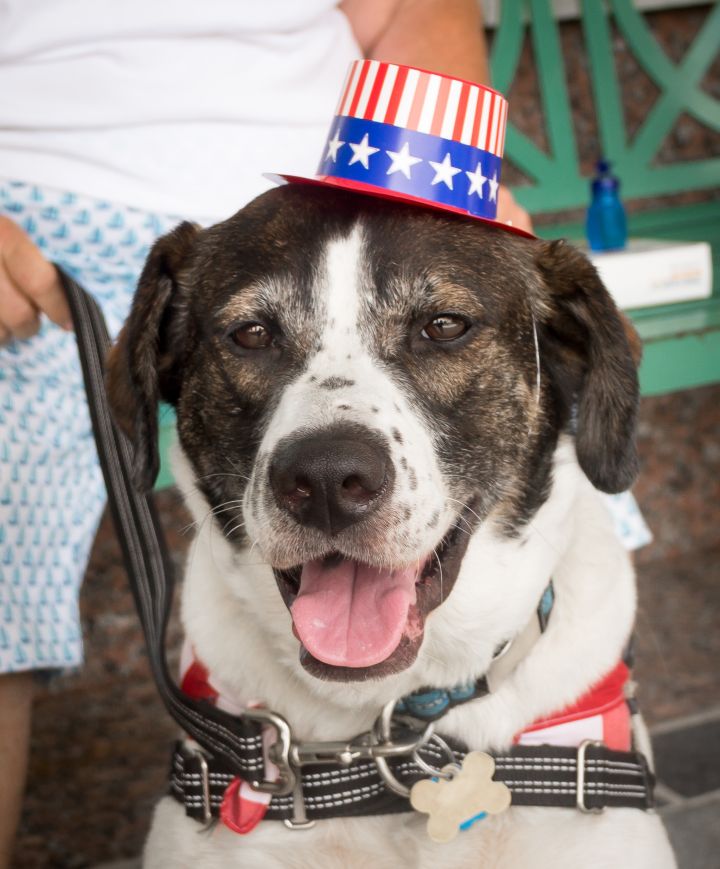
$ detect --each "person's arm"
[339,0,532,233]
[340,0,489,84]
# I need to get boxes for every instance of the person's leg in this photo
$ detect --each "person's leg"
[0,317,101,865]
[0,671,34,869]
[0,184,113,865]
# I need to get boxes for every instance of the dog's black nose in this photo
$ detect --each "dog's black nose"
[269,427,392,535]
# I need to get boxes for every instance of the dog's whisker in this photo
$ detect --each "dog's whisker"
[445,497,484,527]
[222,514,245,533]
[197,471,252,483]
[211,503,245,518]
[525,519,562,555]
[224,520,247,538]
[432,547,444,604]
[531,309,541,407]
[187,501,244,538]
[450,511,474,535]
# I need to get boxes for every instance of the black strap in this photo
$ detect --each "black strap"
[170,739,655,821]
[59,268,267,778]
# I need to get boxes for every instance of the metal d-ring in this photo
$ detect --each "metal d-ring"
[372,699,438,797]
[412,732,461,780]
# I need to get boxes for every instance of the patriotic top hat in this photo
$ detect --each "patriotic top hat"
[270,60,532,238]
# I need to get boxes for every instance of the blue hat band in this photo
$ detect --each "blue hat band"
[317,116,502,220]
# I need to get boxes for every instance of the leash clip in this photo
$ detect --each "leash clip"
[244,700,439,803]
[242,708,297,797]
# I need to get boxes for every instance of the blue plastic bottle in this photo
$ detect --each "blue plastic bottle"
[586,159,627,252]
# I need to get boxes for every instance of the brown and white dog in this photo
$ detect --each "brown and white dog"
[107,184,676,868]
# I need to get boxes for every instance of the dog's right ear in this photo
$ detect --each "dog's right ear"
[534,239,640,495]
[106,221,199,491]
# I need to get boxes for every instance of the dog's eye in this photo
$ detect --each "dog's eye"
[227,322,273,350]
[421,315,469,342]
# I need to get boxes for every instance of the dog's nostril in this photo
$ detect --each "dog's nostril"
[275,473,312,509]
[341,474,376,504]
[281,477,311,497]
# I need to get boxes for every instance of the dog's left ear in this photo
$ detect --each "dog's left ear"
[534,239,640,494]
[106,221,199,491]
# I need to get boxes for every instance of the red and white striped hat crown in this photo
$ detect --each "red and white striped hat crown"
[270,60,529,237]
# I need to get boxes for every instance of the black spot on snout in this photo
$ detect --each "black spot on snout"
[391,428,403,445]
[320,377,355,390]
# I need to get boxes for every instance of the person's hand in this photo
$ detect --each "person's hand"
[0,216,71,345]
[497,186,533,234]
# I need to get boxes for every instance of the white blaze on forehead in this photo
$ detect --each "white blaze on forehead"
[320,225,365,357]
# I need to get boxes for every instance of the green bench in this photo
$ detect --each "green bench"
[490,0,720,398]
[155,0,720,489]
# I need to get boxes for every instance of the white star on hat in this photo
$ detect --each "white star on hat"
[429,153,462,190]
[326,130,345,162]
[466,163,488,197]
[488,172,499,202]
[348,133,380,169]
[386,142,423,180]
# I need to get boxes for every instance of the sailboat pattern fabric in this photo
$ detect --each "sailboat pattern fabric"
[0,180,179,673]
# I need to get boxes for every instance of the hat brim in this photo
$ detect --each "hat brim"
[265,173,535,240]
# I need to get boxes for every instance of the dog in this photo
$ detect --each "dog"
[107,183,676,868]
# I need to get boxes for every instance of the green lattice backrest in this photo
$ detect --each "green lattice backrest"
[490,0,720,214]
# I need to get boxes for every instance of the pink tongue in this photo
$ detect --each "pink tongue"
[290,558,419,668]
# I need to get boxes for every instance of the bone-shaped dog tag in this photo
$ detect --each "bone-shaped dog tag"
[410,751,511,843]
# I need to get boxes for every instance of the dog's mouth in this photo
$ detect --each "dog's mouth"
[273,502,478,681]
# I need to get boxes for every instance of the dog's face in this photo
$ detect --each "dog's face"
[107,185,638,683]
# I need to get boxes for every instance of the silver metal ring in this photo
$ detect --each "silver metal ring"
[412,732,460,779]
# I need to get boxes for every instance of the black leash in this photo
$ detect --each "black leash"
[58,267,268,778]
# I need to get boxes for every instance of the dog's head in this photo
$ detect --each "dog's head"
[107,185,639,682]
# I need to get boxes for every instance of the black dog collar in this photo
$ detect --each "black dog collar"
[170,738,655,827]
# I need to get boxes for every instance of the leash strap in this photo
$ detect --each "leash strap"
[170,739,655,820]
[59,268,268,778]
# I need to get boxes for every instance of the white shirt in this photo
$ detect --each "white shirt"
[0,0,360,223]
